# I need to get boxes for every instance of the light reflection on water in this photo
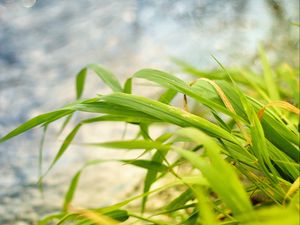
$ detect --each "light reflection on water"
[21,0,37,8]
[0,0,298,224]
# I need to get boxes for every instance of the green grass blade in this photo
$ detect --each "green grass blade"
[259,46,280,100]
[142,150,168,213]
[88,64,123,92]
[84,139,170,150]
[60,64,120,135]
[158,89,177,104]
[100,92,237,143]
[123,77,132,94]
[0,109,73,144]
[165,188,193,211]
[103,210,129,222]
[121,159,168,172]
[57,67,86,136]
[62,169,82,211]
[46,123,82,175]
[76,68,88,99]
[72,101,161,122]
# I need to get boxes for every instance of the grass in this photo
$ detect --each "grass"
[0,50,299,225]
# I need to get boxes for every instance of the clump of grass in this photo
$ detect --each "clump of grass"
[0,49,299,225]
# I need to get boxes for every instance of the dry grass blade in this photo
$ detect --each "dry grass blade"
[70,208,120,225]
[191,78,251,144]
[258,100,300,120]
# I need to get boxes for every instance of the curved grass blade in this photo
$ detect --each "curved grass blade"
[123,77,132,94]
[71,101,162,122]
[43,124,82,180]
[88,64,123,92]
[133,69,246,122]
[100,92,237,143]
[63,169,82,212]
[0,109,73,144]
[76,68,88,99]
[257,100,300,120]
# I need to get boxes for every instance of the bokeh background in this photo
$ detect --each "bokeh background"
[0,0,299,224]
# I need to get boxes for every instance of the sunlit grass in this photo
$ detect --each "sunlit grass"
[0,49,299,225]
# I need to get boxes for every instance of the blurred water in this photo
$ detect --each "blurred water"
[0,0,299,224]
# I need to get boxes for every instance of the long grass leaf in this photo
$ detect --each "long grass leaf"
[84,139,170,150]
[100,92,237,143]
[0,109,72,144]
